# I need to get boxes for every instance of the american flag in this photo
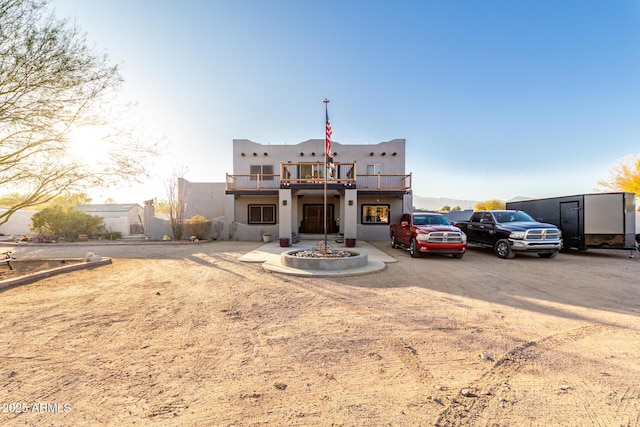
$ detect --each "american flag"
[325,110,332,159]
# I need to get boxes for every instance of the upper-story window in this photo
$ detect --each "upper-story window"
[250,165,274,181]
[367,164,382,175]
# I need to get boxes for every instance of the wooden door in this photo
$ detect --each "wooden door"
[303,205,334,233]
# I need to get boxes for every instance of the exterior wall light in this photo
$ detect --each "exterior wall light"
[282,200,287,206]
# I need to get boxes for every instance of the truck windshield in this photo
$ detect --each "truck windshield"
[413,215,451,226]
[494,211,535,223]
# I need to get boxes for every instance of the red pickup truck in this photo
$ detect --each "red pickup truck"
[390,212,467,258]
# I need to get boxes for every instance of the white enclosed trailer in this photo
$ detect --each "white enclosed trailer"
[507,192,637,251]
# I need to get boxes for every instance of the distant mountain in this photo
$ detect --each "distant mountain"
[412,195,479,211]
[412,195,535,211]
[507,196,535,203]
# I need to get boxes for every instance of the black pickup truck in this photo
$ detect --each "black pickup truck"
[457,210,562,259]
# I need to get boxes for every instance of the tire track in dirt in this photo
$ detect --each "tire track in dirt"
[391,337,436,384]
[271,275,440,404]
[614,386,640,427]
[141,254,246,421]
[434,323,623,426]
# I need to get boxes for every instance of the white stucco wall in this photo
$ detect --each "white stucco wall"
[0,209,35,236]
[180,179,227,220]
[232,139,406,177]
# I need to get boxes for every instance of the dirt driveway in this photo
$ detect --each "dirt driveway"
[0,241,639,426]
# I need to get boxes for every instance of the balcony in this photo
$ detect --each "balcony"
[226,161,411,191]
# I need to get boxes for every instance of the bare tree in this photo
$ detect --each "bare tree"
[165,167,188,240]
[0,0,158,225]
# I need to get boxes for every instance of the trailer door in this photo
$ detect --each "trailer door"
[560,201,581,249]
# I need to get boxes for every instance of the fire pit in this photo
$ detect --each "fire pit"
[280,242,367,271]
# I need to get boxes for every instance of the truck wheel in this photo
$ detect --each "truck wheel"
[391,234,398,249]
[409,238,419,258]
[494,239,515,259]
[538,252,557,259]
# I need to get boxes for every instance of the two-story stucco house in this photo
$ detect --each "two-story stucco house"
[180,138,413,243]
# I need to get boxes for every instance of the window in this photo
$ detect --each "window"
[361,204,390,225]
[250,165,274,181]
[248,204,276,224]
[366,164,382,175]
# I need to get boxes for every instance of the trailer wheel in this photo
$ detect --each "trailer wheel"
[409,238,419,258]
[391,234,398,249]
[538,252,557,259]
[494,239,514,259]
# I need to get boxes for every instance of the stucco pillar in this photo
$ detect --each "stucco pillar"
[143,200,154,237]
[403,192,413,214]
[224,194,236,240]
[279,188,292,240]
[344,188,358,239]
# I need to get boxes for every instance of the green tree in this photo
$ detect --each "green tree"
[440,205,451,212]
[475,199,506,210]
[46,192,93,209]
[0,191,91,209]
[452,206,461,211]
[0,0,158,226]
[597,154,640,200]
[154,200,171,215]
[30,205,104,240]
[0,193,25,208]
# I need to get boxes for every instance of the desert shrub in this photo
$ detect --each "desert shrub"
[31,206,105,241]
[98,229,122,240]
[183,215,212,240]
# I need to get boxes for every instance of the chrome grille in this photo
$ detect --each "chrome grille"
[427,232,463,243]
[526,229,560,240]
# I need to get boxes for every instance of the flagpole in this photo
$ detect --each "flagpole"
[323,99,329,254]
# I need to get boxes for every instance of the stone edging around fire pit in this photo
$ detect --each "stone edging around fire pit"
[281,249,368,271]
[262,250,385,277]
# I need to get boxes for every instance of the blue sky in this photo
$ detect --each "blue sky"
[52,0,640,204]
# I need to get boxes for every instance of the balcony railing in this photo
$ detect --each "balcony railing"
[281,161,356,185]
[226,161,411,191]
[356,173,412,190]
[225,174,281,190]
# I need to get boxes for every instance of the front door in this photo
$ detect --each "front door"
[302,204,334,233]
[560,201,581,249]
